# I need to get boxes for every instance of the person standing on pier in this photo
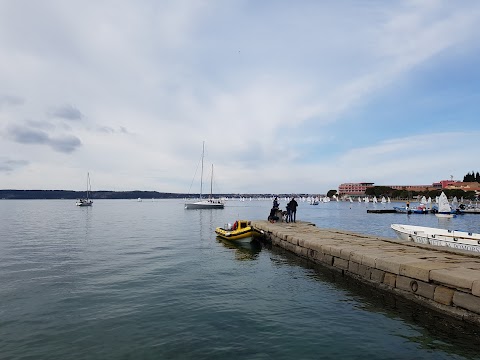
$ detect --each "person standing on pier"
[273,196,279,209]
[288,197,298,223]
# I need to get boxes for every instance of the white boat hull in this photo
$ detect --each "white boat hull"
[391,224,480,252]
[185,200,224,209]
[435,213,454,218]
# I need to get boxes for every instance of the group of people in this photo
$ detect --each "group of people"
[268,196,298,223]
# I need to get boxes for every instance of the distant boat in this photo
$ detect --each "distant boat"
[435,192,455,218]
[76,172,93,207]
[391,224,480,252]
[185,142,224,210]
[381,196,386,204]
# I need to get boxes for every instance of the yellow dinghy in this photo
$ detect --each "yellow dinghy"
[215,220,254,241]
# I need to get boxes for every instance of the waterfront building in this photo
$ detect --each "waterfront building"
[338,182,374,196]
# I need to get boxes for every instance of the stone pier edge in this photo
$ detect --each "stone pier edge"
[252,220,480,326]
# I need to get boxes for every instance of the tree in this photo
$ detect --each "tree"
[327,189,337,197]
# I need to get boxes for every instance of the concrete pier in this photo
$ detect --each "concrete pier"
[252,220,480,326]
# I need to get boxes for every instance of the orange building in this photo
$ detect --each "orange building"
[444,182,480,193]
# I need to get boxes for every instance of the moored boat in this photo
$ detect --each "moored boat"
[393,206,412,214]
[185,142,224,210]
[391,224,480,252]
[76,172,93,207]
[435,192,455,218]
[215,220,254,241]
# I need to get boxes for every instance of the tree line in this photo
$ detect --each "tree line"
[365,186,477,200]
[463,171,480,183]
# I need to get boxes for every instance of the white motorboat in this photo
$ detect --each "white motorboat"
[76,172,93,207]
[185,142,224,210]
[391,224,480,252]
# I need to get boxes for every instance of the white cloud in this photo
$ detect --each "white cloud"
[1,1,479,192]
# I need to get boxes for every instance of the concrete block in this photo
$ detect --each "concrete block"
[375,256,418,275]
[453,291,480,314]
[415,281,436,300]
[329,246,344,258]
[349,251,365,264]
[472,280,480,297]
[348,261,360,275]
[313,251,324,263]
[434,286,455,306]
[323,254,334,266]
[333,257,349,270]
[396,275,414,292]
[430,268,480,290]
[306,240,323,253]
[383,273,397,287]
[298,238,305,247]
[362,253,379,268]
[338,248,354,260]
[399,261,458,282]
[307,249,317,259]
[358,264,370,278]
[370,269,385,283]
[284,242,295,253]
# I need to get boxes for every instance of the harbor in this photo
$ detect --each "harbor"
[252,220,480,326]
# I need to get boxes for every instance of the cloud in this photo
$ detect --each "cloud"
[0,158,28,172]
[48,104,83,121]
[95,125,130,134]
[0,94,24,108]
[5,124,82,153]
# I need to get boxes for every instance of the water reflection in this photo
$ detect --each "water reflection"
[217,237,262,261]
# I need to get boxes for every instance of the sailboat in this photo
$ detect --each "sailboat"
[185,143,224,210]
[76,172,93,206]
[435,192,455,218]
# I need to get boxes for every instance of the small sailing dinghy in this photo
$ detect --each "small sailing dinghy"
[435,192,455,218]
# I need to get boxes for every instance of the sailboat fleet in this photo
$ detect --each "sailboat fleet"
[184,142,224,210]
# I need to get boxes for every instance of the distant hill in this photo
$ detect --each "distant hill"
[0,190,188,200]
[0,190,281,200]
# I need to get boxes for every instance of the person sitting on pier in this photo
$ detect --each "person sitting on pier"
[268,207,279,223]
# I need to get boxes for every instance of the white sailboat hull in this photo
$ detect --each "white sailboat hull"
[435,213,454,218]
[391,224,480,252]
[184,199,224,209]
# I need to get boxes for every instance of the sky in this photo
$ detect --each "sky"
[1,0,480,194]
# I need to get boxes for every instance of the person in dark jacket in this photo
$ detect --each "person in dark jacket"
[288,197,299,223]
[273,197,279,209]
[268,207,279,223]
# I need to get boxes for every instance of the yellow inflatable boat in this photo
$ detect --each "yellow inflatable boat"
[215,220,254,241]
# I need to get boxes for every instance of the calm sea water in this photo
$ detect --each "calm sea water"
[1,199,480,360]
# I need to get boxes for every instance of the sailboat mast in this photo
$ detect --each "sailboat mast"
[86,172,90,200]
[210,164,213,199]
[200,141,204,199]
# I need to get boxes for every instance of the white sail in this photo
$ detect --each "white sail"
[437,192,451,213]
[452,196,459,210]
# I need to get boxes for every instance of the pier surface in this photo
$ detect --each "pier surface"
[252,220,480,325]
